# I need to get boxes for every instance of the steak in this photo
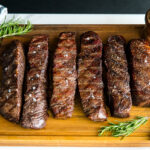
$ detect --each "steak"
[21,35,49,129]
[104,35,132,118]
[0,40,25,123]
[130,39,150,106]
[50,32,77,119]
[78,31,107,121]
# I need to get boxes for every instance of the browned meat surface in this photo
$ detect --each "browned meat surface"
[104,35,132,118]
[78,31,107,121]
[50,32,77,119]
[130,39,150,106]
[21,35,48,129]
[0,40,25,123]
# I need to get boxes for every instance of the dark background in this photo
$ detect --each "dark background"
[1,0,150,14]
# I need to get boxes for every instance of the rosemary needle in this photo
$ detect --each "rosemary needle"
[98,116,148,139]
[0,17,32,38]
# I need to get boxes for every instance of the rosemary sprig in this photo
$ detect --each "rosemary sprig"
[0,17,32,38]
[98,116,148,139]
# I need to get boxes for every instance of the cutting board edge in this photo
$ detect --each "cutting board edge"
[0,135,150,147]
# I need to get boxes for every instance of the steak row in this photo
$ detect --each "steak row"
[0,31,148,129]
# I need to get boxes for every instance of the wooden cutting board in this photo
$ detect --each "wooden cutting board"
[0,24,150,147]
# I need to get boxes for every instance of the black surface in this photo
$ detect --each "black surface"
[1,0,150,14]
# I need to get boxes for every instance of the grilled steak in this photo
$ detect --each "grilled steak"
[21,35,49,129]
[78,31,107,121]
[0,40,25,123]
[50,32,77,119]
[130,39,150,106]
[104,35,132,118]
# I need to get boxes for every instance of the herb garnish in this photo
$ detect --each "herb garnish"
[98,116,148,139]
[0,17,32,38]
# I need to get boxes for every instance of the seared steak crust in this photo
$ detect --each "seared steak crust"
[130,39,150,106]
[104,35,132,118]
[78,31,107,121]
[21,35,49,129]
[50,32,77,119]
[0,40,25,123]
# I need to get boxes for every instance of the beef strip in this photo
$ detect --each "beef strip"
[21,35,49,129]
[50,32,77,119]
[130,39,150,106]
[0,40,25,123]
[104,35,132,118]
[78,31,107,121]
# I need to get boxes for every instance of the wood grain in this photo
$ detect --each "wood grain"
[0,24,150,147]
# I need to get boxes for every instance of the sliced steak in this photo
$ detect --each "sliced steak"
[50,32,77,119]
[104,35,132,118]
[0,40,25,123]
[78,31,107,121]
[21,35,49,129]
[130,39,150,106]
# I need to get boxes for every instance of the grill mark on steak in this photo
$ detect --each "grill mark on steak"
[21,35,48,129]
[78,31,107,121]
[130,39,150,106]
[0,40,25,123]
[104,35,132,118]
[50,32,77,119]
